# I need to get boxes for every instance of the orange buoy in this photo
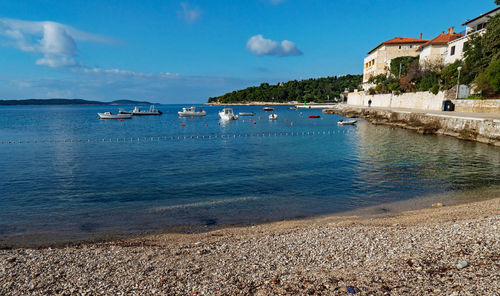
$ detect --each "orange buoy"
[254,121,256,124]
[181,123,186,127]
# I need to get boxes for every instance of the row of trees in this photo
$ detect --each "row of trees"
[368,1,500,98]
[208,75,362,104]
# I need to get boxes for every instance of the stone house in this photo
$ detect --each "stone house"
[418,27,463,68]
[362,35,428,83]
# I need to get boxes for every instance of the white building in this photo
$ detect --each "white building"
[444,6,500,65]
[418,27,463,68]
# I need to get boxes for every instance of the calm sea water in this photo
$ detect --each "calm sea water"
[0,104,499,239]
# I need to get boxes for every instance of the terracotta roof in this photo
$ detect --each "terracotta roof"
[462,6,500,25]
[368,37,429,54]
[417,32,464,51]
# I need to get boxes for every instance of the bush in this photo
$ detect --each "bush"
[431,84,440,95]
[417,72,439,92]
[486,58,500,92]
[368,88,376,95]
[440,61,463,90]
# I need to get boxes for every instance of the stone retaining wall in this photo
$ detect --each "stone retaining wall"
[347,91,500,113]
[323,106,500,146]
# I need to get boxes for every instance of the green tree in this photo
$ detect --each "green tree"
[390,56,419,78]
[486,57,500,92]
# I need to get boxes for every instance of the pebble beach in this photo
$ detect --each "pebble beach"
[1,198,499,295]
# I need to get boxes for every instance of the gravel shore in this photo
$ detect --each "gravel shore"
[1,198,499,295]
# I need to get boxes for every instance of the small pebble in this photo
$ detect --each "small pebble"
[457,261,468,269]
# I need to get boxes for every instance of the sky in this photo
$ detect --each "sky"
[0,0,498,103]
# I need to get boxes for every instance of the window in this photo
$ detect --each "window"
[477,23,487,30]
[450,46,456,56]
[410,45,413,48]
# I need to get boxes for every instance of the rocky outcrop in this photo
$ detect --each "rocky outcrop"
[324,106,500,146]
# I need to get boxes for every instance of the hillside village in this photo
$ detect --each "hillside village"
[360,6,500,99]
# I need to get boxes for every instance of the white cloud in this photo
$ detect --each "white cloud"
[178,2,202,24]
[0,18,113,68]
[246,34,302,57]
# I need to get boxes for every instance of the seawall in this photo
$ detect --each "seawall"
[324,106,500,146]
[347,91,500,113]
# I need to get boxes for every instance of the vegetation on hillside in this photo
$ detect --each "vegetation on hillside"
[208,75,362,103]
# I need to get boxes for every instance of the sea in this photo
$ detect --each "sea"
[0,104,499,243]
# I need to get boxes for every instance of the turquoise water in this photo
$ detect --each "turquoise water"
[0,105,499,239]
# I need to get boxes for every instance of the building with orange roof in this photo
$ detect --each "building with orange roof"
[417,27,463,68]
[363,35,428,83]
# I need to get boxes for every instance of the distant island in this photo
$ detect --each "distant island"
[208,74,362,104]
[0,99,156,106]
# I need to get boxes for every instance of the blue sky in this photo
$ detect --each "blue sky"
[0,0,497,103]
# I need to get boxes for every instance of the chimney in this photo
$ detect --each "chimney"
[420,33,423,39]
[447,27,455,35]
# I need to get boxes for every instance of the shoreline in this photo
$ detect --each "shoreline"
[2,186,499,249]
[1,198,498,294]
[324,105,500,146]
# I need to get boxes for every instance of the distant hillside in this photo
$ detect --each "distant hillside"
[0,98,155,106]
[208,74,363,104]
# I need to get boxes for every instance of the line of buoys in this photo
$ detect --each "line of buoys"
[0,129,356,145]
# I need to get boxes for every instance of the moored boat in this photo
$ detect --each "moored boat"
[238,112,255,116]
[269,113,278,120]
[219,108,238,120]
[309,115,320,118]
[120,106,162,115]
[263,107,274,111]
[338,119,357,125]
[98,112,133,119]
[178,106,206,117]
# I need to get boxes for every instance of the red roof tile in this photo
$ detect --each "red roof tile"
[368,37,429,54]
[417,32,464,51]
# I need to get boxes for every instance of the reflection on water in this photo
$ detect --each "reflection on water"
[0,105,498,240]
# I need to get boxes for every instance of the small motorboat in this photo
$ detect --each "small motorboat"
[309,115,320,118]
[98,112,133,119]
[269,113,278,120]
[338,119,357,125]
[178,106,206,117]
[219,108,238,120]
[238,112,255,116]
[263,107,274,111]
[120,106,162,115]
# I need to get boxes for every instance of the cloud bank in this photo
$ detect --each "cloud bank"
[178,2,202,24]
[246,34,302,57]
[0,18,113,68]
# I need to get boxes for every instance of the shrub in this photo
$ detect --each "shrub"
[431,84,440,95]
[486,58,500,92]
[368,88,376,95]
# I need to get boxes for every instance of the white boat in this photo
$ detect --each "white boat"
[120,106,162,115]
[98,112,133,119]
[269,113,278,120]
[337,119,357,125]
[219,108,238,120]
[238,112,255,116]
[178,106,206,117]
